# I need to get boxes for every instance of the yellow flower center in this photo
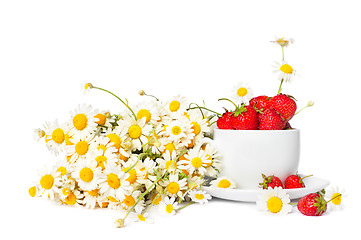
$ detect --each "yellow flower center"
[57,166,67,176]
[237,87,248,97]
[73,113,88,130]
[79,167,94,182]
[195,194,205,200]
[152,195,162,205]
[267,196,283,213]
[95,155,107,169]
[128,125,142,139]
[171,126,182,135]
[84,83,92,89]
[138,214,146,222]
[52,128,65,144]
[280,64,293,74]
[169,100,180,112]
[87,189,99,196]
[65,192,77,205]
[75,141,89,155]
[191,122,201,136]
[191,157,203,168]
[62,187,70,196]
[28,186,37,197]
[166,204,174,213]
[97,144,107,153]
[137,109,152,123]
[107,173,121,189]
[65,133,73,145]
[40,174,54,190]
[164,143,176,154]
[167,182,180,194]
[123,195,135,207]
[123,168,137,184]
[217,179,231,188]
[106,133,121,149]
[331,193,342,205]
[108,196,119,202]
[94,113,106,126]
[204,154,213,167]
[165,160,174,170]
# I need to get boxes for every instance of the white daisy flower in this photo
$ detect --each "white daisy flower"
[162,117,194,147]
[271,37,294,47]
[72,158,101,191]
[201,142,222,178]
[325,185,346,211]
[188,190,211,204]
[163,96,188,119]
[60,189,84,206]
[210,176,236,189]
[66,134,95,163]
[102,128,130,160]
[68,104,98,139]
[133,100,161,125]
[257,186,292,215]
[82,189,101,209]
[121,190,144,213]
[160,196,179,215]
[99,162,132,201]
[135,211,153,224]
[178,148,211,175]
[93,109,115,129]
[28,185,40,198]
[54,158,72,178]
[187,176,205,191]
[43,120,68,155]
[186,109,211,137]
[156,150,178,174]
[117,115,153,151]
[37,165,61,200]
[81,82,93,94]
[231,82,253,104]
[88,148,119,170]
[160,173,187,199]
[273,61,296,83]
[135,157,157,188]
[33,128,45,142]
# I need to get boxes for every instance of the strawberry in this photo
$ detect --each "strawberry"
[231,105,258,130]
[297,192,327,216]
[259,174,283,189]
[285,174,313,189]
[258,108,286,130]
[249,95,271,112]
[269,94,297,121]
[216,111,234,129]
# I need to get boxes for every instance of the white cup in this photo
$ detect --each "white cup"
[213,129,300,189]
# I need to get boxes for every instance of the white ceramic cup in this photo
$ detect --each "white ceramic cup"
[213,129,300,189]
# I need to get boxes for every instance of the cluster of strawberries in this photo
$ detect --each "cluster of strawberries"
[259,173,330,216]
[216,94,297,130]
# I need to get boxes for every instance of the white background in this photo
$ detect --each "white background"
[1,0,360,239]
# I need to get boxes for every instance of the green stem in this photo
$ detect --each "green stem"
[125,152,147,173]
[178,201,194,211]
[326,193,342,204]
[218,98,239,110]
[187,105,221,116]
[282,46,285,61]
[93,86,137,120]
[277,78,284,95]
[145,93,159,101]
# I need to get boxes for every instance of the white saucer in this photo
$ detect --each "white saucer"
[203,175,330,202]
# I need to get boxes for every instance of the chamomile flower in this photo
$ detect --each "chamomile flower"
[133,100,161,125]
[88,148,119,170]
[160,173,187,199]
[271,37,294,47]
[257,186,292,215]
[210,176,236,189]
[61,189,84,206]
[156,150,178,174]
[121,190,144,213]
[72,158,101,191]
[99,162,132,201]
[187,176,205,191]
[188,190,212,204]
[160,196,179,215]
[178,148,211,175]
[135,211,153,224]
[54,158,72,178]
[68,104,98,139]
[83,189,101,209]
[102,128,130,160]
[117,115,153,151]
[325,186,346,210]
[28,185,39,197]
[163,117,194,146]
[201,142,222,177]
[93,109,115,129]
[186,109,211,137]
[163,96,188,119]
[231,82,253,104]
[66,134,95,163]
[37,166,61,200]
[273,61,296,83]
[33,128,45,142]
[81,82,93,94]
[43,120,68,155]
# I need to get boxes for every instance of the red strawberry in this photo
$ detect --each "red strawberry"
[258,174,283,189]
[297,192,327,216]
[269,94,297,121]
[285,174,313,189]
[231,105,258,130]
[216,111,234,129]
[249,95,271,112]
[258,108,286,130]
